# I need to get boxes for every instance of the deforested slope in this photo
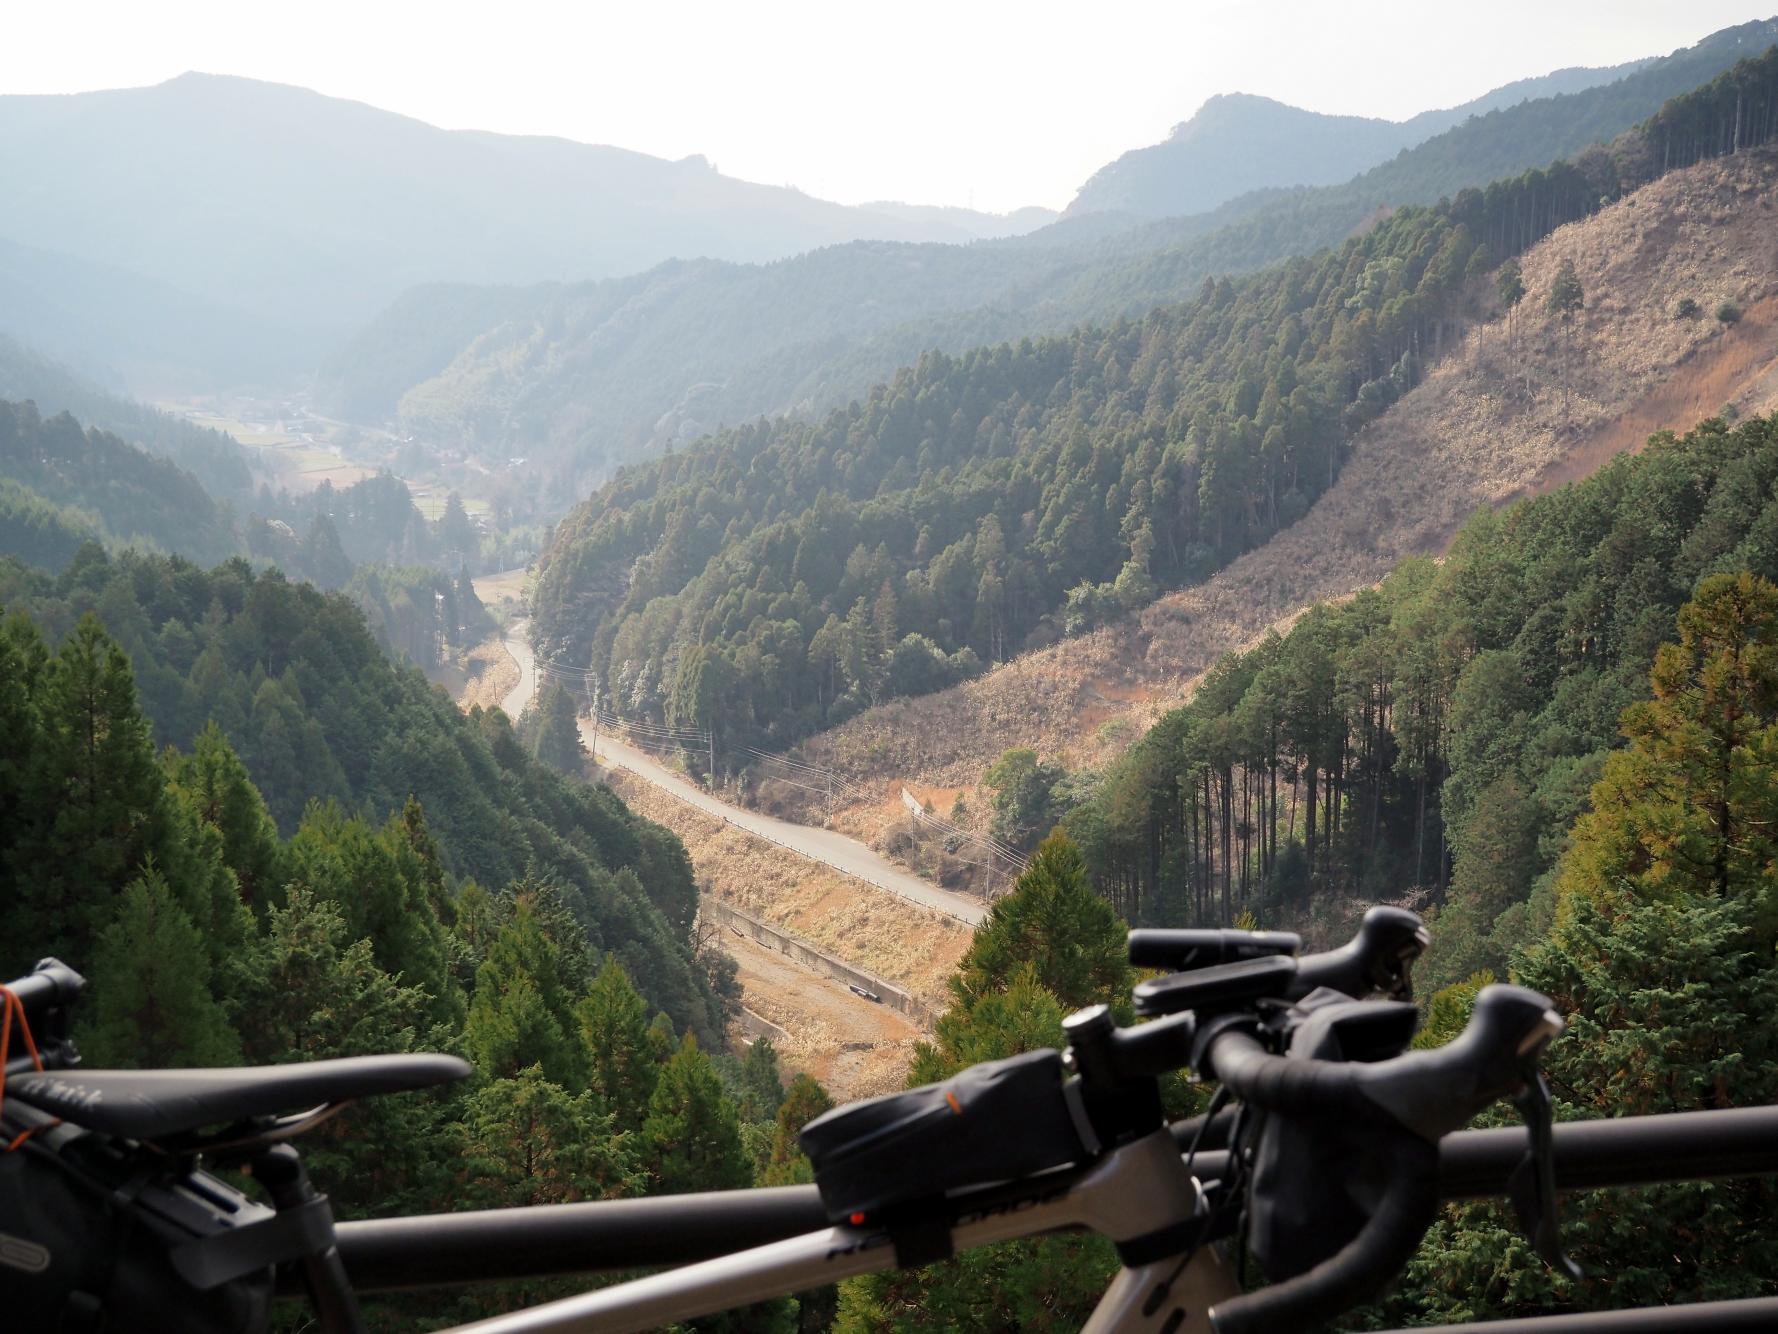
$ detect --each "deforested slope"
[532,48,1778,805]
[798,146,1778,816]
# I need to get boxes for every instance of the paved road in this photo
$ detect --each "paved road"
[500,620,537,719]
[497,626,985,926]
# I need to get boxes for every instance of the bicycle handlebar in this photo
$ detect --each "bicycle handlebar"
[1134,906,1430,1017]
[1204,984,1562,1139]
[1126,926,1301,970]
[1211,1134,1439,1334]
[1202,984,1562,1331]
[2,958,86,1019]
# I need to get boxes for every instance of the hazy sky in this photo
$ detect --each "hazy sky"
[6,1,1774,213]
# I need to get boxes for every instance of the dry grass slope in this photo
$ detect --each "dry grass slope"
[802,149,1778,825]
[605,770,972,1095]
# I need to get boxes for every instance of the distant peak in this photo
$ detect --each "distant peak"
[1168,92,1337,140]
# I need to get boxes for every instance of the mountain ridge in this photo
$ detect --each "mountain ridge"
[1061,38,1700,219]
[0,72,1053,388]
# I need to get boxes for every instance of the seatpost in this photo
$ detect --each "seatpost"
[253,1144,366,1334]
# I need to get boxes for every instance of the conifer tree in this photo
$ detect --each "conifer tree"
[530,682,587,776]
[464,900,589,1088]
[1391,574,1778,1322]
[439,491,477,565]
[0,612,46,973]
[578,958,659,1129]
[1546,258,1585,321]
[234,886,454,1214]
[644,1033,751,1194]
[80,867,241,1069]
[457,1066,642,1209]
[737,1036,786,1123]
[647,1011,679,1064]
[951,830,1131,1011]
[164,721,283,911]
[762,1073,833,1187]
[28,614,174,962]
[304,512,353,589]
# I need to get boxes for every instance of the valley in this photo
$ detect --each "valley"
[475,606,974,1096]
[6,20,1778,1328]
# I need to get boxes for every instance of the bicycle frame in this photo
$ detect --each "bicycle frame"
[445,1129,1234,1334]
[303,1107,1778,1334]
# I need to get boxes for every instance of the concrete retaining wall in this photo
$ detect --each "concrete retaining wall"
[736,1006,790,1045]
[705,897,943,1030]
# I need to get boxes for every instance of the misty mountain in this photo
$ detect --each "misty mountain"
[321,19,1777,508]
[1063,49,1663,218]
[858,201,1061,239]
[0,73,1046,389]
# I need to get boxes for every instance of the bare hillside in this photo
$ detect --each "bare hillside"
[798,148,1778,843]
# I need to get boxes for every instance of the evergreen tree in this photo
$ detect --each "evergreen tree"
[304,512,353,589]
[282,802,461,1025]
[1555,571,1778,924]
[463,900,589,1088]
[1496,257,1526,311]
[439,491,478,565]
[644,1033,751,1194]
[530,682,587,775]
[456,1066,642,1209]
[981,748,1065,853]
[578,958,659,1130]
[951,831,1131,1012]
[736,1036,786,1123]
[1546,258,1585,321]
[24,614,174,963]
[762,1073,833,1187]
[80,867,240,1069]
[233,886,452,1215]
[1389,574,1778,1322]
[164,721,282,911]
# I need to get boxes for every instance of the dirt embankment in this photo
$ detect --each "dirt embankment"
[799,148,1778,815]
[437,632,520,712]
[608,770,971,1099]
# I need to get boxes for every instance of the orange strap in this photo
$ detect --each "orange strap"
[0,984,47,1150]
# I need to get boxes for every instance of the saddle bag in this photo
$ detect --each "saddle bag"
[0,1101,274,1333]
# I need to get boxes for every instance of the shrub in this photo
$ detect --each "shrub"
[1716,300,1743,325]
[1674,297,1701,319]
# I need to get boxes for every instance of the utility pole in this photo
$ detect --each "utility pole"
[586,672,600,762]
[708,725,715,789]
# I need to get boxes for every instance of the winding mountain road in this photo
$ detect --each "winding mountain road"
[499,625,985,926]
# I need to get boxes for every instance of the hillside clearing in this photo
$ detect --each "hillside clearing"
[797,148,1778,818]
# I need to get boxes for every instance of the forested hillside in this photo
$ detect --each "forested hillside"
[0,334,257,501]
[531,47,1778,764]
[324,19,1775,506]
[0,601,834,1328]
[0,398,239,566]
[0,545,719,1039]
[1066,409,1778,976]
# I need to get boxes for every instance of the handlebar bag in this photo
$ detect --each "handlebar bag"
[0,1109,273,1332]
[1245,997,1419,1281]
[800,1049,1086,1221]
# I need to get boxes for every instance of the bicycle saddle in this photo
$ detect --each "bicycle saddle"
[10,1053,471,1140]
